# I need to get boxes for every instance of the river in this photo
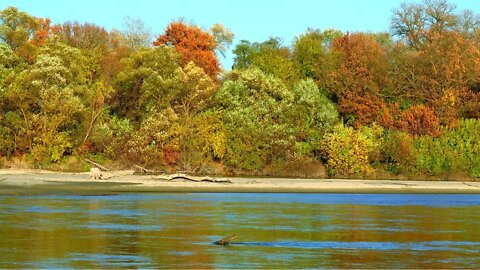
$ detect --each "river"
[1,193,479,268]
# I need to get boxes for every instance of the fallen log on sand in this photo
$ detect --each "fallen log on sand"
[152,173,232,184]
[214,235,239,245]
[80,156,109,172]
[133,164,156,174]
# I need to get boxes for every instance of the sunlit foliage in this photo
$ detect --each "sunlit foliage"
[153,21,220,77]
[1,4,480,178]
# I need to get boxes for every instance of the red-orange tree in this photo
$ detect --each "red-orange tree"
[396,105,441,136]
[31,17,52,47]
[329,33,390,126]
[153,21,220,77]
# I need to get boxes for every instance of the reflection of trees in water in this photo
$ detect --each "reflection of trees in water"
[141,199,216,267]
[1,195,480,268]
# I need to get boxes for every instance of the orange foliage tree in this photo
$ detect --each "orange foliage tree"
[330,33,388,97]
[396,105,441,137]
[328,33,390,126]
[338,92,392,127]
[416,31,480,125]
[153,21,220,77]
[390,31,480,126]
[31,17,52,47]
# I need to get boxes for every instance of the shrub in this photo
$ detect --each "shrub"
[320,124,383,176]
[338,93,389,127]
[0,125,15,157]
[413,119,480,177]
[381,130,415,174]
[397,105,440,137]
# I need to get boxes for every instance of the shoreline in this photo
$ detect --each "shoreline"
[1,169,480,195]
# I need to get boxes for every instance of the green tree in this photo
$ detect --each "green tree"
[2,36,87,162]
[232,38,300,85]
[215,68,294,170]
[289,79,339,156]
[113,46,181,122]
[293,28,342,81]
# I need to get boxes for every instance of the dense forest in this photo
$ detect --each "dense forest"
[1,0,480,179]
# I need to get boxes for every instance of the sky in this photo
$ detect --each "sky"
[2,0,480,69]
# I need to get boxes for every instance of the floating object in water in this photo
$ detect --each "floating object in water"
[214,235,239,245]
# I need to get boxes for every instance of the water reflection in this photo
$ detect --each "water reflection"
[0,193,480,268]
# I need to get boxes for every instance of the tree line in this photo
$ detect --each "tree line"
[1,0,479,178]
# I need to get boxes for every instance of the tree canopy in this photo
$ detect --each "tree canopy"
[1,2,480,179]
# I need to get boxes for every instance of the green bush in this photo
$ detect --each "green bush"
[413,119,480,177]
[216,68,295,170]
[0,125,15,157]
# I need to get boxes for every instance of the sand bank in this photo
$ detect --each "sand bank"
[1,169,480,195]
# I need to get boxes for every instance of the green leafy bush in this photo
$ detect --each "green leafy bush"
[215,68,295,170]
[0,125,15,156]
[413,119,480,177]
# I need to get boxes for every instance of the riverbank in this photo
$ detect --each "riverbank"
[1,169,480,195]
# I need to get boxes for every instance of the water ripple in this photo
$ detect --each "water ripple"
[233,240,480,251]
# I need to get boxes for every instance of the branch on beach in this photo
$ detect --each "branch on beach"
[153,173,232,184]
[79,156,110,171]
[133,164,156,174]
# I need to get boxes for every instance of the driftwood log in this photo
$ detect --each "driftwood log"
[153,173,232,184]
[80,156,110,172]
[133,164,155,174]
[214,235,239,245]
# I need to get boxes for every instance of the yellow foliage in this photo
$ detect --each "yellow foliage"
[320,124,381,176]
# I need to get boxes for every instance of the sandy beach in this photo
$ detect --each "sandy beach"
[1,169,480,195]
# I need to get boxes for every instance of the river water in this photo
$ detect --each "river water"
[1,193,479,269]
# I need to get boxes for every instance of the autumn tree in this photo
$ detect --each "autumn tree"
[0,6,39,61]
[52,21,110,52]
[327,33,390,126]
[417,31,480,124]
[30,17,53,47]
[153,21,220,77]
[389,30,480,125]
[397,105,441,136]
[391,0,480,49]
